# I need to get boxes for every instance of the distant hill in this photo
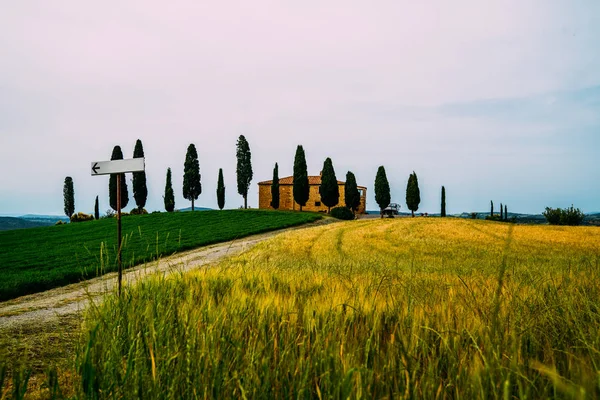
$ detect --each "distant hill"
[0,216,54,231]
[178,207,214,212]
[19,214,70,223]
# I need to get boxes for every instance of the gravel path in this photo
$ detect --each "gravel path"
[0,219,334,331]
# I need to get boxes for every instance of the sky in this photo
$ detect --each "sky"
[1,1,599,216]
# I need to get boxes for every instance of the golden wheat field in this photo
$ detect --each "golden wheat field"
[63,219,600,398]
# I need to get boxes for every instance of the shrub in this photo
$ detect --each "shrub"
[543,206,585,226]
[55,220,65,225]
[103,209,116,219]
[130,208,148,215]
[485,214,503,222]
[330,206,354,220]
[70,212,94,223]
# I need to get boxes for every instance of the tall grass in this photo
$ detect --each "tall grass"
[71,219,600,398]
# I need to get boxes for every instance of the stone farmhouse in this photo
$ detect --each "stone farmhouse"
[257,173,367,214]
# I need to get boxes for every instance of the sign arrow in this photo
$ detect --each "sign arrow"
[92,163,100,174]
[91,158,145,176]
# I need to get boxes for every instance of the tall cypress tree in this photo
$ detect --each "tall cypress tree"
[293,145,309,211]
[63,176,75,218]
[94,195,99,220]
[164,168,175,212]
[132,139,148,210]
[374,166,391,218]
[183,144,201,211]
[490,200,494,217]
[441,186,446,217]
[344,171,360,214]
[319,157,339,213]
[109,146,129,211]
[217,168,225,210]
[505,205,508,221]
[406,171,421,217]
[500,203,504,220]
[270,163,280,209]
[236,135,253,209]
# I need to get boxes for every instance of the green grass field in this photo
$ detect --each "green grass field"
[71,218,600,399]
[0,210,322,302]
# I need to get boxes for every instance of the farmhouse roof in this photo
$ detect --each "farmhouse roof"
[258,176,366,189]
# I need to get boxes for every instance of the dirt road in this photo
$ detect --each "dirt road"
[0,219,333,331]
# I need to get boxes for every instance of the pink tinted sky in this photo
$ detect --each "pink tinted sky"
[1,1,599,215]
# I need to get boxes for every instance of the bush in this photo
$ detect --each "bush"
[485,214,503,222]
[130,208,148,215]
[543,206,585,226]
[55,220,65,225]
[70,212,94,223]
[330,207,354,220]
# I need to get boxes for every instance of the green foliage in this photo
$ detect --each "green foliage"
[441,186,446,217]
[70,212,94,223]
[374,166,390,215]
[330,206,354,220]
[505,205,508,221]
[55,220,65,225]
[0,210,321,302]
[270,163,280,209]
[405,171,421,217]
[216,168,225,210]
[490,200,494,217]
[129,208,148,215]
[183,144,201,211]
[236,135,253,209]
[164,168,175,213]
[344,171,360,213]
[485,214,504,222]
[132,139,148,210]
[500,202,504,220]
[94,195,99,220]
[293,145,309,211]
[318,157,339,212]
[63,176,75,218]
[109,146,129,211]
[543,206,585,226]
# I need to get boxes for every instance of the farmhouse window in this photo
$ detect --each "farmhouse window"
[315,201,321,206]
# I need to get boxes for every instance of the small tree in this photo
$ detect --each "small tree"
[183,144,201,211]
[319,157,339,213]
[500,203,504,220]
[490,200,494,217]
[109,146,129,211]
[344,171,360,214]
[293,145,309,211]
[270,163,280,209]
[63,176,75,218]
[164,168,175,212]
[132,139,148,211]
[216,168,225,210]
[236,135,253,209]
[406,171,421,217]
[374,166,391,218]
[94,195,99,220]
[441,186,446,217]
[505,205,508,221]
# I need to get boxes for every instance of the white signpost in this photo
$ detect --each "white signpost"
[91,157,145,296]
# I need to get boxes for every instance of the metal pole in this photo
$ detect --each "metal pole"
[117,173,122,296]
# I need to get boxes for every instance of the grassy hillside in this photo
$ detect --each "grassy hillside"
[66,218,600,399]
[0,210,321,301]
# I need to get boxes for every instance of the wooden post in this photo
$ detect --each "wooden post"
[117,173,122,296]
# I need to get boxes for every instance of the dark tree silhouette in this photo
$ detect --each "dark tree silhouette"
[109,146,129,211]
[319,157,339,213]
[63,176,74,218]
[374,166,391,218]
[344,171,360,214]
[132,139,148,210]
[183,144,201,211]
[217,168,225,210]
[406,172,421,217]
[236,135,253,209]
[293,145,309,211]
[441,186,446,217]
[270,163,280,209]
[164,168,175,212]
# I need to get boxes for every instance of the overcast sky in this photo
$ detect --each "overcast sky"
[1,1,599,216]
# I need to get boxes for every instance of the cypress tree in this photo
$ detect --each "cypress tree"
[109,146,129,211]
[500,203,504,220]
[293,145,309,211]
[406,171,421,217]
[374,166,391,218]
[132,139,148,211]
[94,195,99,220]
[217,168,225,210]
[319,157,339,213]
[270,163,280,209]
[490,200,494,217]
[505,205,508,221]
[164,168,175,212]
[63,176,75,218]
[236,135,253,209]
[441,186,446,217]
[344,171,360,214]
[183,144,201,211]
